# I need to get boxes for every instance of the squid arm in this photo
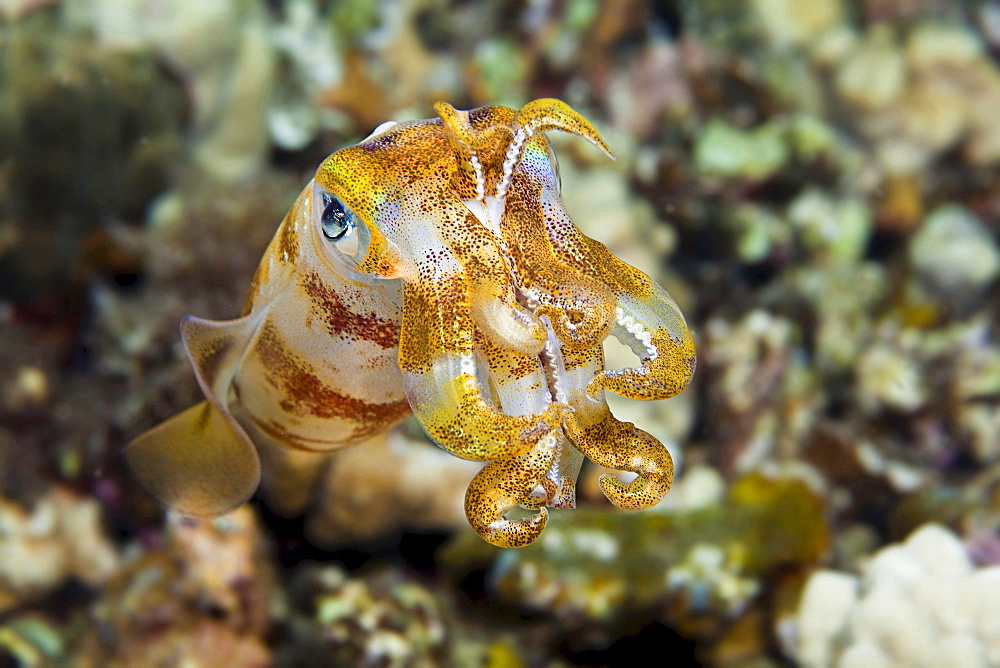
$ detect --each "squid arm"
[398,274,567,462]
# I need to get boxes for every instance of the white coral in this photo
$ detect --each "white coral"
[793,524,1000,667]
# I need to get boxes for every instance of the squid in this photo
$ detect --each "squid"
[126,99,696,548]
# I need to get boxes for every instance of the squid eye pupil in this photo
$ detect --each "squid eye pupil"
[321,197,353,241]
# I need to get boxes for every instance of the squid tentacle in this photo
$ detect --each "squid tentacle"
[469,278,547,357]
[590,283,696,401]
[501,183,617,351]
[518,185,694,402]
[522,275,616,350]
[402,367,568,461]
[464,431,558,548]
[511,98,614,160]
[563,405,674,510]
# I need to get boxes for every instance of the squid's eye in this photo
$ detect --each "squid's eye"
[321,195,354,241]
[314,188,365,259]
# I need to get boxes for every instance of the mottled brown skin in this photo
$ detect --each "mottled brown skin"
[301,271,399,349]
[252,322,409,434]
[125,99,695,548]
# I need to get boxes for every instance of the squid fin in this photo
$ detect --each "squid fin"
[125,400,260,516]
[125,313,265,517]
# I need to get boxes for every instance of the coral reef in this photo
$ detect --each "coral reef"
[79,507,275,664]
[278,565,450,667]
[3,0,1000,664]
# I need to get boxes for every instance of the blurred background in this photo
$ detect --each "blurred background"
[2,0,1000,665]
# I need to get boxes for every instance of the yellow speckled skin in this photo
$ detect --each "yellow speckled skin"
[125,99,695,548]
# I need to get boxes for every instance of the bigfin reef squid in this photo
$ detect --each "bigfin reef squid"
[126,99,696,548]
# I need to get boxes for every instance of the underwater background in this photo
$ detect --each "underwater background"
[2,0,1000,665]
